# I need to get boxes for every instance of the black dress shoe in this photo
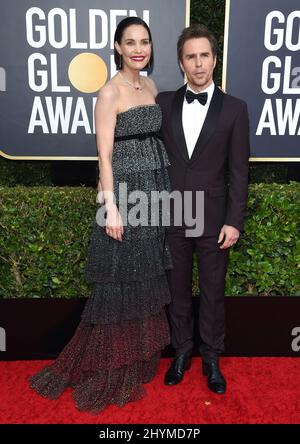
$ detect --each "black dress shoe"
[202,360,226,394]
[164,353,192,385]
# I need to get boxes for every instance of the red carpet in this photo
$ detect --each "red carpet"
[0,358,299,424]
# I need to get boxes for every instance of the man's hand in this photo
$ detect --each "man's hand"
[218,225,240,249]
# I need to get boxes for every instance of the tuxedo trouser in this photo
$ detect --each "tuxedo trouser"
[166,228,229,362]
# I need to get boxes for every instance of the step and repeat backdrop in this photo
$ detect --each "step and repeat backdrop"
[223,0,300,160]
[1,0,299,161]
[0,0,189,160]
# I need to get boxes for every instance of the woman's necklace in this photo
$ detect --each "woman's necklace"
[118,71,143,91]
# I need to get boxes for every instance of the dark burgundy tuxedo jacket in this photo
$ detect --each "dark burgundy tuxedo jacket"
[156,84,250,237]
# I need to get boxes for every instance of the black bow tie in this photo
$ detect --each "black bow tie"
[185,90,208,105]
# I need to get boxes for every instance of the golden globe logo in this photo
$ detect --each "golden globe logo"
[256,10,300,137]
[68,53,107,93]
[25,7,149,135]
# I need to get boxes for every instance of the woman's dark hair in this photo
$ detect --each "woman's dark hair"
[114,17,153,70]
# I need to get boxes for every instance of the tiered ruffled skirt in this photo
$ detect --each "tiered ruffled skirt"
[30,132,172,413]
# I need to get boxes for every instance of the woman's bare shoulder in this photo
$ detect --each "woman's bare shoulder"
[97,78,120,102]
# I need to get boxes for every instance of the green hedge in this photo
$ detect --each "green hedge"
[0,184,299,298]
[0,187,94,298]
[225,183,300,296]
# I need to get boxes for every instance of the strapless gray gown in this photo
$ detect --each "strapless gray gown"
[30,104,173,413]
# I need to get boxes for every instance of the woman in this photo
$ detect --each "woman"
[30,17,172,413]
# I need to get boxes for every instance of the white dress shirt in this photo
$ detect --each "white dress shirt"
[182,82,215,158]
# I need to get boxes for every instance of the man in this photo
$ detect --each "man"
[156,24,250,394]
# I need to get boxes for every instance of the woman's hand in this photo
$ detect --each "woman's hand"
[105,204,124,242]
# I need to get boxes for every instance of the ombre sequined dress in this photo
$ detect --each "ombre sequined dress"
[29,104,172,413]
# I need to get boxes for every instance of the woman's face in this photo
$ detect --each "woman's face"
[115,24,151,71]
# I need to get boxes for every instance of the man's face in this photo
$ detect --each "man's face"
[180,37,216,92]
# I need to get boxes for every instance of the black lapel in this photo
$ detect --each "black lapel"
[189,86,224,164]
[171,84,189,163]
